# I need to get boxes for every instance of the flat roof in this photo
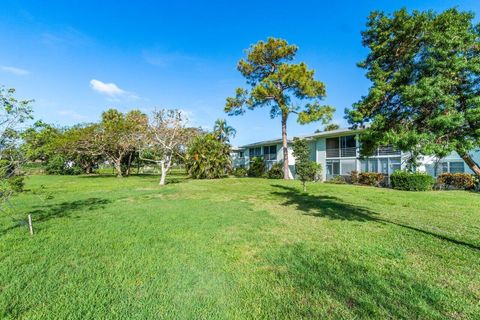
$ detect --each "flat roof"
[237,127,364,149]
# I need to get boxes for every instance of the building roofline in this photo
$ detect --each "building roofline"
[238,127,365,149]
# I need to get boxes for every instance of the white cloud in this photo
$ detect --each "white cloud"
[1,65,30,76]
[90,79,126,97]
[89,79,140,101]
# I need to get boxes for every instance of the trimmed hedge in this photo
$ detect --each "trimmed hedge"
[247,157,266,177]
[266,163,283,179]
[391,171,434,191]
[358,172,385,186]
[437,173,475,190]
[232,167,247,178]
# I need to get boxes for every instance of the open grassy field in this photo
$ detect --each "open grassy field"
[1,171,479,319]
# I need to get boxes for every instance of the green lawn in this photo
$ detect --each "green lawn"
[1,172,479,319]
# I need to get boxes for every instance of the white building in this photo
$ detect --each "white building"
[231,128,480,181]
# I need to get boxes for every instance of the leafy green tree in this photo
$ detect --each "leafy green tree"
[185,134,231,179]
[96,109,148,177]
[55,124,103,174]
[21,121,61,162]
[347,8,480,176]
[225,38,334,179]
[292,138,321,192]
[213,119,236,143]
[0,87,33,201]
[320,123,340,132]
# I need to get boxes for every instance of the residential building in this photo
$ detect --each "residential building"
[230,128,480,181]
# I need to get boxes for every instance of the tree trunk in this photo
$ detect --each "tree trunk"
[458,150,480,177]
[125,152,133,176]
[159,159,171,186]
[281,114,290,180]
[114,159,123,178]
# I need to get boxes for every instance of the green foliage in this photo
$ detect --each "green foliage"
[323,123,340,132]
[247,157,266,178]
[185,134,231,179]
[350,171,359,184]
[292,138,321,191]
[7,175,24,193]
[2,174,480,318]
[347,8,480,176]
[391,171,435,191]
[21,121,61,162]
[1,86,33,204]
[327,175,346,184]
[266,163,283,179]
[213,119,236,143]
[232,167,247,178]
[45,155,83,175]
[358,172,385,187]
[437,173,475,190]
[226,38,334,177]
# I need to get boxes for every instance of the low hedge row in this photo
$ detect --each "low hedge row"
[437,173,475,190]
[391,171,435,191]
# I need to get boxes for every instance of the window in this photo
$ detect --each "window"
[379,158,388,174]
[326,160,340,176]
[326,137,340,157]
[340,135,356,156]
[249,147,261,157]
[368,159,378,172]
[263,145,277,161]
[341,160,356,175]
[390,158,401,173]
[442,162,448,173]
[449,162,464,173]
[239,151,244,158]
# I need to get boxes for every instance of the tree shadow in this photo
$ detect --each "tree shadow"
[260,243,449,318]
[271,184,480,251]
[1,197,111,235]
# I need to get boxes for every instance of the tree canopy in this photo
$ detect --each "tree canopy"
[225,37,334,179]
[347,8,480,175]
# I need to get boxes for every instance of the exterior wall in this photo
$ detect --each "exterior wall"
[237,143,295,179]
[233,131,480,181]
[316,138,327,181]
[421,150,480,176]
[230,151,245,168]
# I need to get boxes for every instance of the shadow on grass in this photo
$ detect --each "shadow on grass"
[261,243,447,318]
[1,197,111,235]
[78,173,188,184]
[271,184,480,251]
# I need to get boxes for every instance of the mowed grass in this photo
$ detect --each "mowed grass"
[1,171,479,319]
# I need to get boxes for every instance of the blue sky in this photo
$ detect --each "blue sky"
[1,0,478,146]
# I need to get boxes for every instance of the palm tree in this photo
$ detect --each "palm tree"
[213,119,236,143]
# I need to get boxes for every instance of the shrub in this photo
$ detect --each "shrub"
[292,138,322,191]
[326,175,346,184]
[185,134,231,179]
[437,173,475,190]
[391,171,434,191]
[45,155,83,175]
[350,170,359,184]
[232,167,247,178]
[247,157,266,177]
[8,176,25,193]
[266,163,283,179]
[358,172,385,187]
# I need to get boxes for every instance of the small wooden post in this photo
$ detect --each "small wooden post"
[28,214,33,235]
